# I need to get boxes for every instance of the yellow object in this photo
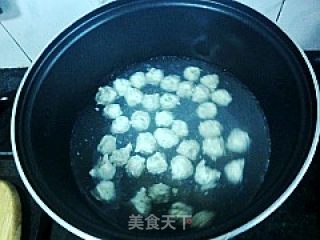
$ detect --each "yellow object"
[0,180,22,240]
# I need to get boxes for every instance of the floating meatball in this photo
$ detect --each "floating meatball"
[172,188,179,196]
[194,160,221,190]
[155,111,174,127]
[171,155,194,180]
[135,132,157,155]
[145,68,164,85]
[146,152,168,175]
[113,78,131,96]
[126,155,146,178]
[111,116,130,134]
[176,81,194,98]
[103,104,123,119]
[92,180,115,202]
[124,87,143,107]
[183,66,201,82]
[191,210,215,228]
[130,111,150,131]
[92,61,256,211]
[160,93,180,109]
[202,137,225,160]
[176,139,200,161]
[224,158,245,184]
[169,202,193,221]
[97,135,117,155]
[200,74,219,91]
[142,93,160,111]
[89,157,116,180]
[171,120,189,138]
[160,75,180,92]
[198,120,222,138]
[196,102,217,119]
[226,128,250,153]
[211,89,232,106]
[130,187,151,216]
[95,86,117,105]
[130,72,147,89]
[109,143,132,166]
[154,128,179,149]
[148,183,171,204]
[192,84,210,103]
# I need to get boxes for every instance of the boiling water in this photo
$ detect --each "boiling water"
[70,56,271,231]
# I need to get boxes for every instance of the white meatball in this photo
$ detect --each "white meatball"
[148,183,171,204]
[183,66,201,82]
[194,160,221,190]
[159,93,180,109]
[200,74,219,91]
[155,111,174,127]
[130,187,151,215]
[142,94,160,111]
[113,78,131,96]
[89,158,116,180]
[202,137,225,160]
[176,140,200,161]
[196,102,217,119]
[135,132,157,155]
[92,180,115,202]
[169,202,193,221]
[154,128,179,149]
[171,155,194,180]
[124,87,143,107]
[129,72,147,89]
[211,89,232,106]
[97,135,117,155]
[192,84,210,103]
[109,143,132,166]
[130,111,150,131]
[172,188,179,196]
[103,104,123,119]
[198,120,222,138]
[160,75,180,92]
[95,86,117,105]
[224,158,245,184]
[226,128,250,153]
[111,116,130,134]
[171,120,189,138]
[126,155,146,178]
[191,210,215,228]
[146,152,168,175]
[176,81,193,98]
[145,68,164,85]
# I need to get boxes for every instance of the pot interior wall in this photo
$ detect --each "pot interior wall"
[15,1,317,239]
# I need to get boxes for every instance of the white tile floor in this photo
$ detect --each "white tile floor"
[0,0,104,60]
[0,0,319,68]
[277,0,320,50]
[236,0,283,21]
[0,23,30,68]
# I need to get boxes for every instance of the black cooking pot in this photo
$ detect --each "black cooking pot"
[11,0,319,239]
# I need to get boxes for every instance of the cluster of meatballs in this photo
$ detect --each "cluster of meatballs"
[89,65,251,228]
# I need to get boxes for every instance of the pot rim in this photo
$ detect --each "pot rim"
[10,1,320,239]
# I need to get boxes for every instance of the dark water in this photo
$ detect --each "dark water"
[70,56,271,231]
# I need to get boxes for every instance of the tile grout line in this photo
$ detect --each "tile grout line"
[276,0,287,22]
[0,22,32,63]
